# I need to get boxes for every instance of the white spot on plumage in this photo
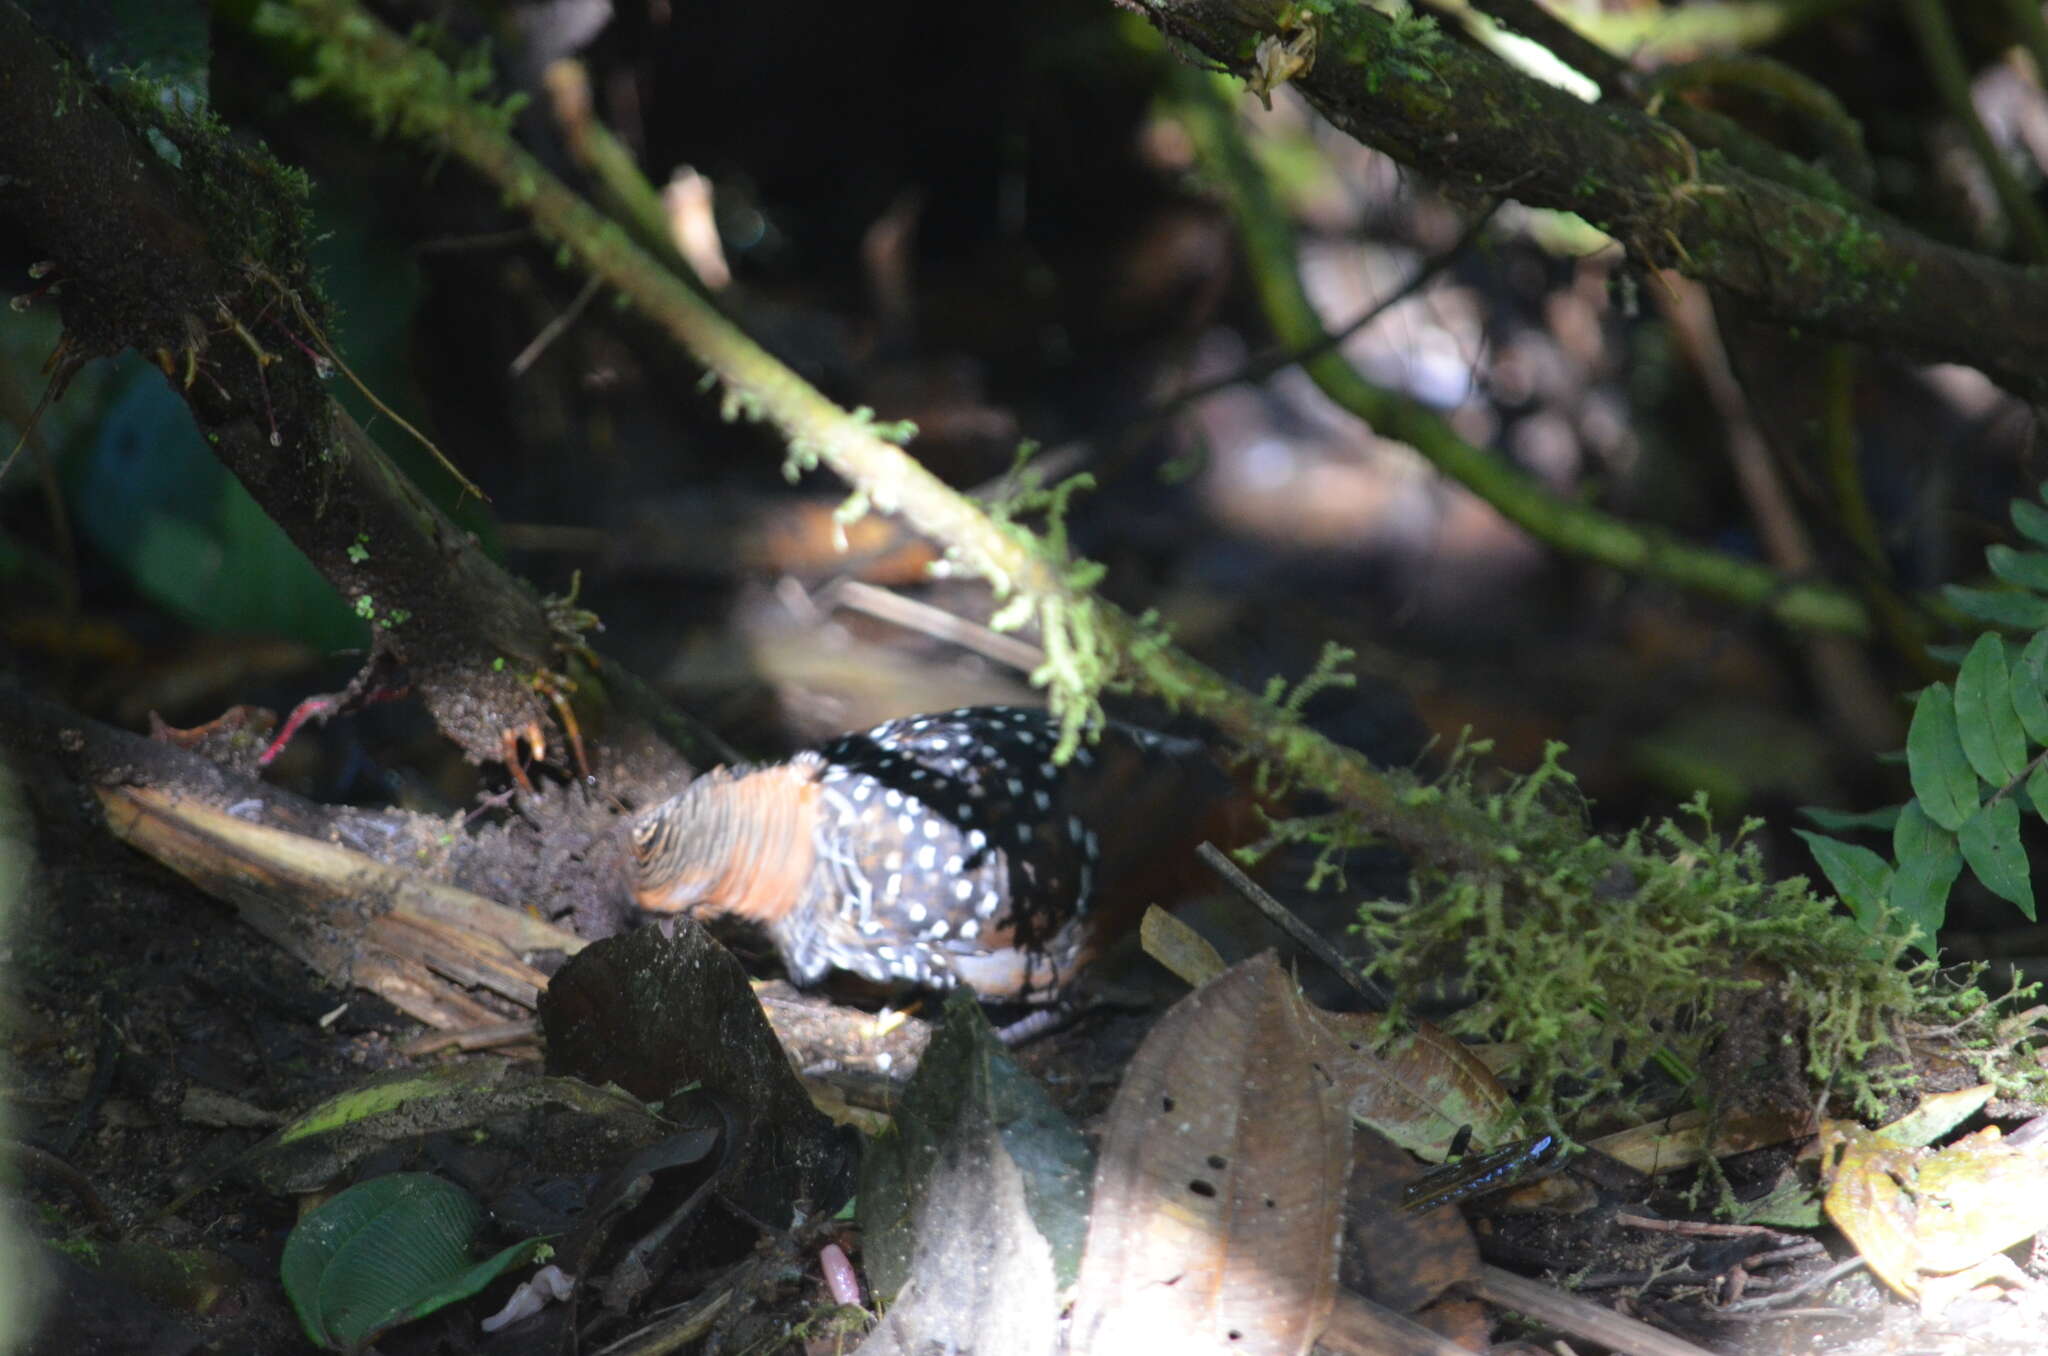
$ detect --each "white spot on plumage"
[906,901,926,923]
[1006,778,1024,796]
[967,829,987,851]
[945,855,962,873]
[922,818,942,839]
[1033,789,1051,811]
[961,918,981,938]
[917,844,937,870]
[954,878,975,901]
[897,814,915,835]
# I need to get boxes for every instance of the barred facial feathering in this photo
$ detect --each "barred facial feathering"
[629,706,1235,1002]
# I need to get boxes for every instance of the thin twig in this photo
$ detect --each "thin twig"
[1899,0,2048,262]
[1464,1264,1720,1356]
[401,1018,542,1055]
[1196,841,1391,1007]
[820,579,1046,673]
[1114,199,1506,435]
[510,274,604,378]
[1712,1255,1868,1314]
[5,1140,120,1234]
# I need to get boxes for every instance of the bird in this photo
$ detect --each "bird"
[628,705,1242,1002]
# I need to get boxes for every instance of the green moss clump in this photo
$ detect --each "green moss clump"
[111,76,315,289]
[1339,744,2031,1126]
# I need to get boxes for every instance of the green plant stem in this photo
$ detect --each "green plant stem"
[541,60,700,282]
[1174,72,1872,638]
[1898,0,2048,263]
[262,0,1506,876]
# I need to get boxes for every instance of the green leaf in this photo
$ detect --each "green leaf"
[281,1173,549,1353]
[1907,684,1982,830]
[860,993,1094,1301]
[2016,498,2048,548]
[1943,586,2048,630]
[1890,802,1961,955]
[2013,633,2048,746]
[1953,634,2029,786]
[74,366,368,652]
[1988,545,2048,593]
[1798,805,1901,833]
[1959,799,2036,922]
[1794,831,1892,931]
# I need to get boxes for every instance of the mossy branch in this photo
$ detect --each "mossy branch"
[1173,73,1874,638]
[1135,0,2048,401]
[257,0,1513,873]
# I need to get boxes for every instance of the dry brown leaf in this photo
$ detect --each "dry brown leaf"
[1070,952,1349,1356]
[1141,902,1227,987]
[1306,1010,1519,1161]
[1342,1127,1481,1316]
[1588,1104,1808,1177]
[1821,1088,2048,1313]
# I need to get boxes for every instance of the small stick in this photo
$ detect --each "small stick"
[1196,841,1391,1007]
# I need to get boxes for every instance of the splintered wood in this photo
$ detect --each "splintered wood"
[97,783,580,1029]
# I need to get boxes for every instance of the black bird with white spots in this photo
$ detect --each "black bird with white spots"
[629,706,1236,1002]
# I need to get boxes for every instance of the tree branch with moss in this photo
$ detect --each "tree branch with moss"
[251,0,1522,876]
[1129,0,2048,402]
[0,1,727,774]
[242,0,2048,1125]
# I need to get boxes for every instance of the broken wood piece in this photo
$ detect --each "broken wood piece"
[98,783,580,1029]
